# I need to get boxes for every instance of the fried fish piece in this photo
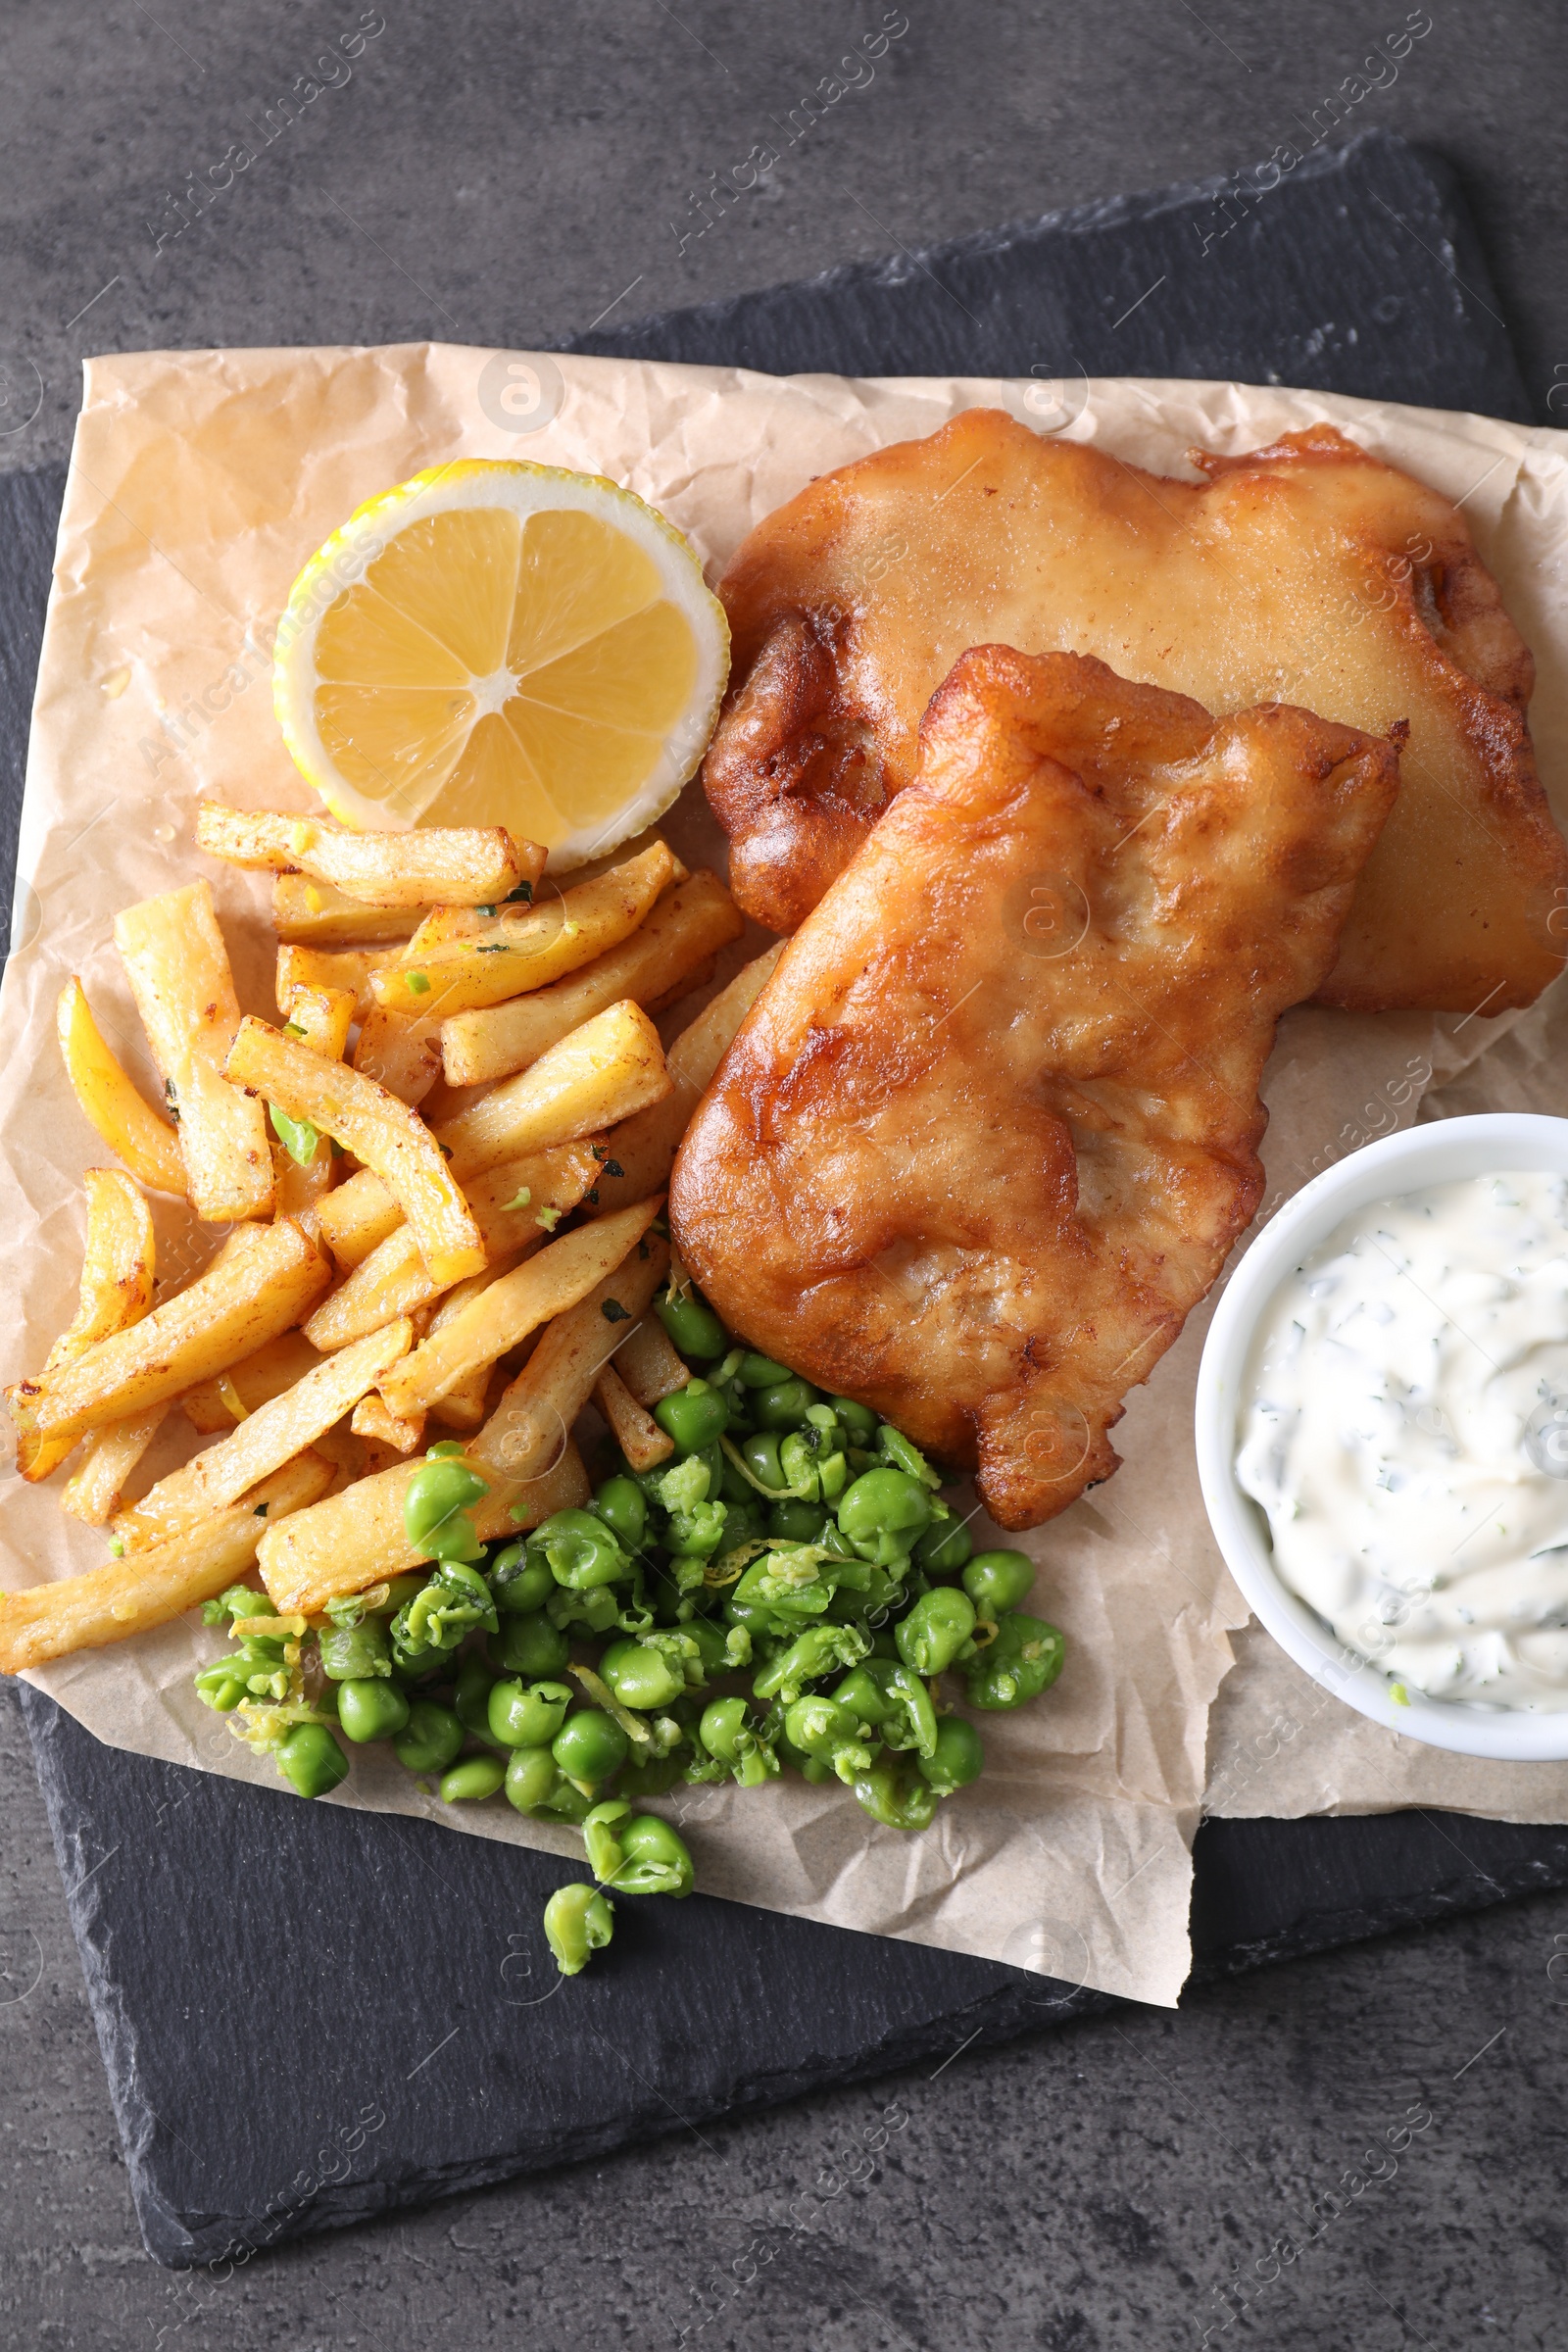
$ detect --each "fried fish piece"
[672,649,1400,1530]
[705,411,1564,1013]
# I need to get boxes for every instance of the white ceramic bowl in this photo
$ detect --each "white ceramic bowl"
[1195,1112,1568,1761]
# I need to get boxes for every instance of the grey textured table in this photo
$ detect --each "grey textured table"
[5,6,1568,2347]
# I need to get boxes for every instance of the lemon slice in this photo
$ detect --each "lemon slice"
[273,460,729,868]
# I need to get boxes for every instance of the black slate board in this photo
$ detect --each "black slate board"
[10,126,1566,2268]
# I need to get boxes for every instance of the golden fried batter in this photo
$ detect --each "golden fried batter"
[673,649,1400,1530]
[705,412,1563,1013]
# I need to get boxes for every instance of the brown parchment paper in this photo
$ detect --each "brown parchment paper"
[5,347,1568,2011]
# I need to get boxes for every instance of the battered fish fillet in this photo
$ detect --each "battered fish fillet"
[672,649,1399,1531]
[705,412,1564,1013]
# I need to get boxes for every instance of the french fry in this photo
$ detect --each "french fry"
[112,1319,415,1552]
[23,1170,159,1481]
[435,1001,670,1182]
[476,1236,670,1485]
[613,1316,691,1409]
[594,1361,673,1473]
[307,1145,600,1345]
[0,1452,335,1673]
[115,882,274,1223]
[271,875,424,947]
[350,1393,425,1454]
[61,1406,170,1527]
[6,1218,330,1471]
[258,1441,589,1614]
[275,944,385,1016]
[585,946,784,1218]
[268,983,353,1222]
[181,1329,323,1433]
[441,869,744,1087]
[427,1360,493,1433]
[223,1018,484,1286]
[377,1197,664,1420]
[45,1170,157,1374]
[315,1168,409,1269]
[280,981,356,1062]
[199,804,543,907]
[370,842,684,1020]
[352,1005,444,1106]
[318,1145,599,1274]
[56,980,188,1199]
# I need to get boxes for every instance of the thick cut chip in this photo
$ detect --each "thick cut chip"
[223,1018,485,1286]
[112,1318,415,1551]
[258,1442,589,1615]
[673,648,1400,1531]
[6,1217,330,1470]
[706,410,1567,1013]
[370,841,683,1019]
[0,1451,334,1673]
[476,1238,668,1486]
[24,1170,158,1482]
[61,1407,169,1527]
[376,1197,664,1419]
[433,1000,669,1181]
[198,803,540,906]
[271,877,423,947]
[57,981,187,1198]
[441,867,744,1086]
[114,883,274,1219]
[182,1330,324,1433]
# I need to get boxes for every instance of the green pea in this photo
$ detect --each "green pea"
[739,1351,793,1389]
[962,1549,1037,1620]
[783,1695,875,1781]
[698,1695,752,1763]
[544,1882,614,1976]
[654,1381,729,1457]
[964,1611,1065,1709]
[489,1610,570,1678]
[276,1724,349,1799]
[532,1507,631,1591]
[837,1466,934,1564]
[775,1726,835,1784]
[534,1776,593,1824]
[679,1614,729,1680]
[917,1716,984,1795]
[318,1619,393,1682]
[454,1655,501,1747]
[752,1377,821,1431]
[598,1639,686,1712]
[853,1756,937,1832]
[832,1665,896,1729]
[895,1586,977,1676]
[367,1571,429,1619]
[617,1749,689,1800]
[591,1475,648,1552]
[914,1516,974,1576]
[393,1698,466,1774]
[503,1745,562,1814]
[768,1498,830,1544]
[738,1430,787,1494]
[440,1755,507,1803]
[487,1677,573,1749]
[336,1679,412,1743]
[616,1814,695,1896]
[489,1541,554,1615]
[752,1621,869,1704]
[655,1286,728,1359]
[403,1456,490,1562]
[829,1396,880,1444]
[552,1708,630,1788]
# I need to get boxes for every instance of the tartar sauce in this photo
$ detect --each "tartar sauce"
[1235,1171,1568,1711]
